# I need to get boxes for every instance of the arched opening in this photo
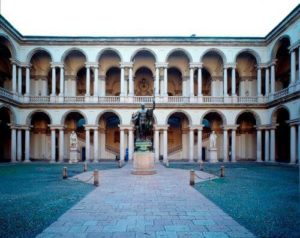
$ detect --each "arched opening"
[106,67,121,96]
[167,112,190,160]
[76,67,94,96]
[0,107,11,162]
[236,52,257,96]
[30,112,51,161]
[134,67,154,96]
[236,112,257,160]
[168,68,182,96]
[274,38,291,91]
[98,112,121,159]
[0,38,12,91]
[202,112,224,161]
[273,108,290,162]
[132,50,156,76]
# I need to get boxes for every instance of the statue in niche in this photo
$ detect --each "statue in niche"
[70,131,78,149]
[209,130,217,148]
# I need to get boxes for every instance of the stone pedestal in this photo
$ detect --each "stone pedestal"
[69,148,79,163]
[132,152,156,175]
[208,148,218,163]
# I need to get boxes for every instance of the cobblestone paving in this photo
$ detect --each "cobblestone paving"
[37,163,255,238]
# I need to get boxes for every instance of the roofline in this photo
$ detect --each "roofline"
[0,4,299,44]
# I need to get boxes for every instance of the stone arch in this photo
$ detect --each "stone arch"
[165,48,192,62]
[0,104,16,124]
[96,110,123,125]
[271,105,290,124]
[200,110,227,125]
[271,35,291,60]
[96,48,123,62]
[61,110,88,125]
[200,48,227,64]
[61,47,88,62]
[235,110,261,125]
[165,110,192,126]
[26,110,53,125]
[130,48,157,62]
[0,34,17,59]
[26,47,53,64]
[234,49,261,64]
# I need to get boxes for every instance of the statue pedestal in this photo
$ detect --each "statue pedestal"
[208,148,218,163]
[69,148,79,163]
[132,152,156,175]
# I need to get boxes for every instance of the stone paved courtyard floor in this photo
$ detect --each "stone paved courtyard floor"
[37,163,255,238]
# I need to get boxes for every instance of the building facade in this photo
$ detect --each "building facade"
[0,6,300,164]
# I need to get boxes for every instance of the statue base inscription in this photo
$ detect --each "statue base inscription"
[69,148,79,163]
[208,148,218,163]
[132,152,156,175]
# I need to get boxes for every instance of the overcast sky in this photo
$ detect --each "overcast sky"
[1,0,299,37]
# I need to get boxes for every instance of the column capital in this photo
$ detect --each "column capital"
[288,40,300,52]
[267,60,277,67]
[264,124,278,130]
[84,124,96,130]
[51,62,63,68]
[48,124,65,130]
[224,63,236,69]
[120,62,133,68]
[286,119,300,126]
[10,58,20,65]
[155,62,168,68]
[85,62,99,68]
[223,125,239,130]
[154,125,169,131]
[119,124,134,130]
[189,62,202,68]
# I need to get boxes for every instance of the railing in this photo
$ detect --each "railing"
[133,96,153,103]
[29,96,50,103]
[237,97,258,103]
[0,87,14,100]
[203,96,224,103]
[167,96,190,103]
[98,96,120,103]
[64,96,85,103]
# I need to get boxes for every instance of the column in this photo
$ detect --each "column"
[120,128,125,162]
[197,66,202,96]
[197,128,202,162]
[223,67,228,96]
[256,129,262,162]
[270,128,275,162]
[51,66,56,96]
[59,129,64,162]
[120,66,125,96]
[85,128,90,161]
[231,129,236,162]
[290,125,296,163]
[51,128,56,163]
[25,128,30,162]
[189,67,194,97]
[25,66,30,95]
[298,46,300,81]
[18,67,22,94]
[231,67,236,96]
[154,128,159,161]
[11,127,16,162]
[189,128,194,162]
[17,129,22,162]
[12,63,17,93]
[86,66,90,96]
[128,66,134,96]
[298,124,300,164]
[155,66,160,96]
[163,67,168,96]
[128,128,134,161]
[223,129,228,162]
[94,67,99,96]
[59,66,64,96]
[265,129,269,162]
[265,68,270,96]
[290,50,296,84]
[257,67,262,96]
[163,128,168,163]
[270,64,275,94]
[94,128,98,162]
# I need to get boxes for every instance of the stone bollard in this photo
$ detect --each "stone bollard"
[93,169,99,186]
[62,167,68,179]
[190,169,195,186]
[220,166,225,177]
[199,163,204,171]
[83,162,88,172]
[118,160,122,168]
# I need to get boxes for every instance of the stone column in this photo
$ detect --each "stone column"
[223,67,228,96]
[25,66,30,95]
[120,128,125,162]
[85,128,90,161]
[290,50,296,84]
[189,127,194,162]
[298,46,300,81]
[51,66,56,96]
[86,65,90,96]
[270,127,276,162]
[270,63,275,94]
[257,67,262,96]
[231,67,236,96]
[120,66,125,96]
[231,129,236,162]
[155,66,160,96]
[94,128,98,162]
[154,128,159,161]
[128,127,134,161]
[59,66,64,96]
[265,129,269,162]
[17,129,22,162]
[18,66,22,94]
[163,128,168,163]
[94,66,99,96]
[265,68,270,96]
[256,129,262,162]
[197,127,203,162]
[128,66,134,96]
[25,128,30,162]
[298,124,300,165]
[197,66,202,96]
[11,62,17,93]
[11,127,16,162]
[189,66,194,97]
[223,129,228,162]
[290,125,296,163]
[50,128,56,163]
[59,128,64,162]
[163,66,168,96]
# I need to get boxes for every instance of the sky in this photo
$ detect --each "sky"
[0,0,299,37]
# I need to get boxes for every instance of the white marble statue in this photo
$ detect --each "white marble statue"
[209,131,217,148]
[70,131,78,149]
